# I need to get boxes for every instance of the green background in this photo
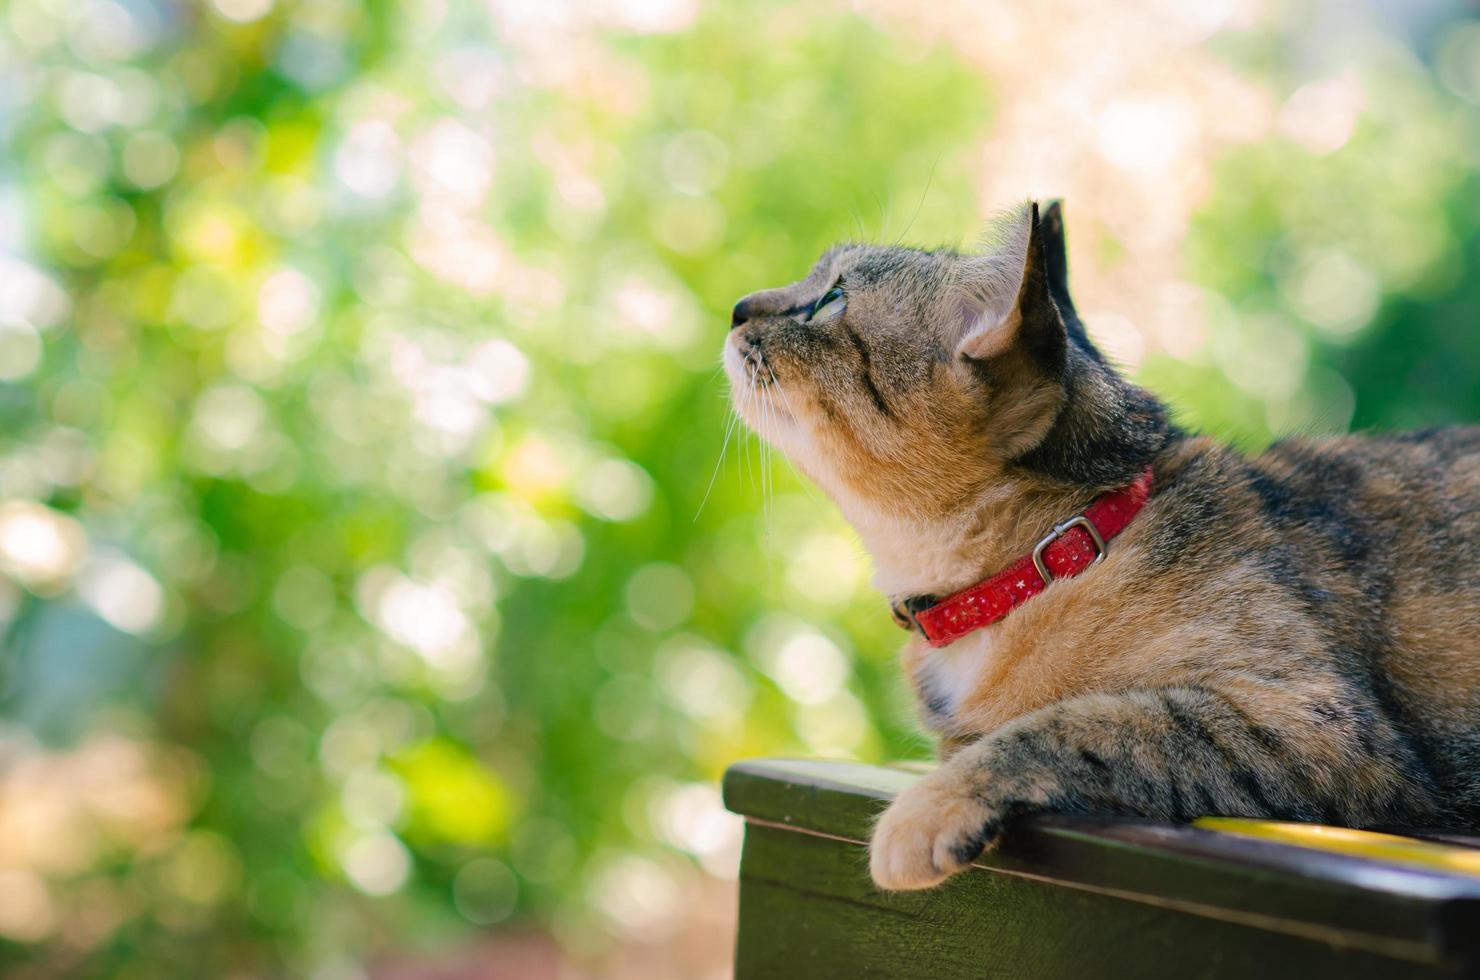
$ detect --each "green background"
[2,0,1480,975]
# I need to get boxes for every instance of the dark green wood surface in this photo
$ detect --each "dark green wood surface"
[722,758,1480,979]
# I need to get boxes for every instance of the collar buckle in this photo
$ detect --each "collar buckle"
[892,467,1153,648]
[1030,514,1107,585]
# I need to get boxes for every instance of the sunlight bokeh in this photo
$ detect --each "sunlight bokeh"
[3,0,1480,975]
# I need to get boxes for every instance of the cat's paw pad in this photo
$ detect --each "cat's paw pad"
[869,779,1000,891]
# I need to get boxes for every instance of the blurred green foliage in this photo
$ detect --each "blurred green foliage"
[1,0,1479,976]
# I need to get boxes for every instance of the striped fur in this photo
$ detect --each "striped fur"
[724,201,1480,890]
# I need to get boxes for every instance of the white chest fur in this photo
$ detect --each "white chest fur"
[914,628,1001,726]
[842,504,1011,726]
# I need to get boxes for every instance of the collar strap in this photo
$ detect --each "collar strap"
[891,467,1154,648]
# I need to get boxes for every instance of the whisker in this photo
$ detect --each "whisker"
[765,392,776,519]
[695,404,740,521]
[770,367,799,420]
[895,151,941,247]
[758,398,767,534]
[869,188,888,242]
[742,379,757,502]
[759,386,776,563]
[757,384,770,528]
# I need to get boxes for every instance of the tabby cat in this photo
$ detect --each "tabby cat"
[723,200,1480,891]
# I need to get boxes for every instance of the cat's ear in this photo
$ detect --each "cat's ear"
[1038,200,1107,365]
[1040,200,1075,317]
[955,202,1066,368]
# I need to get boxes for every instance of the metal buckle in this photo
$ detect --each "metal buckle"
[1031,515,1107,585]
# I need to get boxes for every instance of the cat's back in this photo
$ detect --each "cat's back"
[1251,425,1480,560]
[1229,425,1480,621]
[1239,426,1480,803]
[1159,425,1480,699]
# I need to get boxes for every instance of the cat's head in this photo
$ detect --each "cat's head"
[723,200,1161,525]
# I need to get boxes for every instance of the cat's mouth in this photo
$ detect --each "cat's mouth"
[724,334,796,425]
[739,342,777,389]
[724,333,778,387]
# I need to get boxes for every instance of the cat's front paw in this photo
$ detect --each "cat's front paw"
[869,773,1001,891]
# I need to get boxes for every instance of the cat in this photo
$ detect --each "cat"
[722,200,1480,891]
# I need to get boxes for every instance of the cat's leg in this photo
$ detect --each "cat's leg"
[870,682,1426,890]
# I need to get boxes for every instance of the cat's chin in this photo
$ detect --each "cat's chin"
[731,388,798,444]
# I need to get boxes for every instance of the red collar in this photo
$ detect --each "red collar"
[891,468,1155,648]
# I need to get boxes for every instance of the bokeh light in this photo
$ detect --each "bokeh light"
[4,0,1480,976]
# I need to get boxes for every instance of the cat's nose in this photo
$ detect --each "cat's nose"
[731,297,758,329]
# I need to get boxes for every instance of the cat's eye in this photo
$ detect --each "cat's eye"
[808,285,846,321]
